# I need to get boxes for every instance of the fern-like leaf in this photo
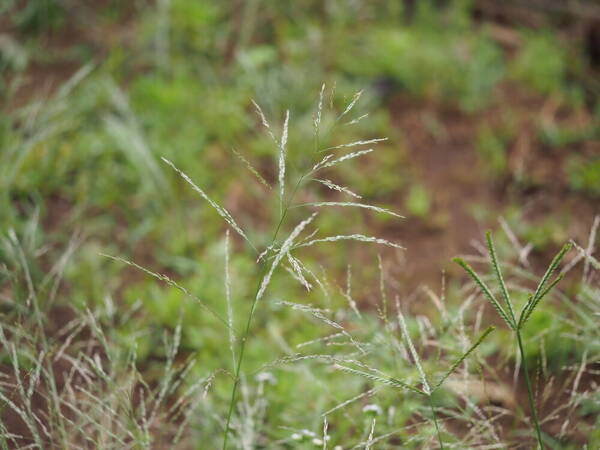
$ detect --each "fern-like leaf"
[453,257,514,330]
[486,232,516,325]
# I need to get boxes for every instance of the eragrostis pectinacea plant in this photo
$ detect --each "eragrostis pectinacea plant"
[106,84,495,448]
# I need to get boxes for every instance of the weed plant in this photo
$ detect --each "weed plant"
[454,233,572,449]
[1,84,598,448]
[110,86,500,448]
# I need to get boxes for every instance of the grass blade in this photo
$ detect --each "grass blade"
[433,326,495,392]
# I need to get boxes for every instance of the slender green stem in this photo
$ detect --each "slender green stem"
[516,331,544,449]
[428,393,444,450]
[222,176,306,449]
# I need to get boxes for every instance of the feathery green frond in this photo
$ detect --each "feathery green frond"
[486,232,516,324]
[453,257,514,330]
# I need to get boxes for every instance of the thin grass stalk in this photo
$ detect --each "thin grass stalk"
[222,175,307,449]
[428,393,444,450]
[516,331,544,449]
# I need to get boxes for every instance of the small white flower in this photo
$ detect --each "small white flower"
[255,372,277,384]
[312,435,330,445]
[362,404,382,415]
[291,429,317,442]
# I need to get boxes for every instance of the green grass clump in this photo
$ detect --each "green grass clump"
[568,157,600,197]
[510,32,569,96]
[339,26,504,111]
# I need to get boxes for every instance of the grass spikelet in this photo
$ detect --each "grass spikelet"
[338,89,363,120]
[312,149,374,172]
[321,137,388,152]
[279,110,289,215]
[311,154,335,172]
[231,148,271,189]
[286,253,313,291]
[251,99,276,143]
[256,213,318,302]
[313,178,362,198]
[294,234,404,250]
[344,113,369,126]
[161,157,255,251]
[314,83,325,137]
[293,202,404,220]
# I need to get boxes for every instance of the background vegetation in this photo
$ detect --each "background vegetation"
[1,1,599,448]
